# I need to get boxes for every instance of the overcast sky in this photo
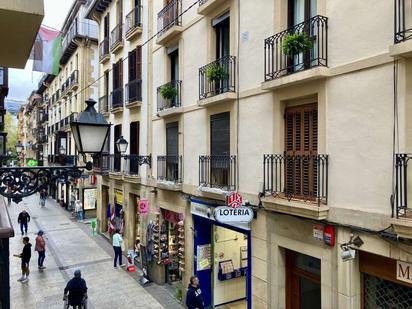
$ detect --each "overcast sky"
[8,0,75,102]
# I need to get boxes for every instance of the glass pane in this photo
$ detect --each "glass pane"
[300,277,321,309]
[295,253,321,276]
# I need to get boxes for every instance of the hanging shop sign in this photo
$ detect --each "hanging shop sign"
[227,192,243,209]
[27,159,38,167]
[397,260,412,284]
[214,206,253,223]
[138,198,149,215]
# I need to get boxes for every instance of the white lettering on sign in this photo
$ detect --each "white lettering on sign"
[214,206,253,223]
[397,260,412,284]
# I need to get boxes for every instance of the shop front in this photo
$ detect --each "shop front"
[360,251,412,308]
[191,199,252,309]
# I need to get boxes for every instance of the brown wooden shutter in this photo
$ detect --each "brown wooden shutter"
[112,62,118,90]
[128,51,136,82]
[136,46,142,80]
[119,59,123,88]
[284,104,317,199]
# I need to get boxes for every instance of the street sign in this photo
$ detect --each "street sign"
[27,159,38,167]
[214,206,253,223]
[227,192,243,209]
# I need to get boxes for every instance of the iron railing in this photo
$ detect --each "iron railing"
[99,38,109,60]
[394,153,412,218]
[62,20,98,52]
[157,0,182,36]
[395,0,412,43]
[124,154,141,175]
[264,15,328,81]
[111,88,124,110]
[199,155,236,191]
[263,154,328,206]
[111,23,123,49]
[126,79,142,104]
[157,155,182,183]
[69,70,79,88]
[126,4,143,34]
[109,154,122,173]
[64,155,78,166]
[92,153,110,172]
[157,80,182,111]
[199,56,236,100]
[99,95,109,113]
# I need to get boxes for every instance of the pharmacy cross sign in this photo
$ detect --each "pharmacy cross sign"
[227,192,243,209]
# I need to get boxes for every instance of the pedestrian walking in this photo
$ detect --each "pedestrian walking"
[112,229,125,268]
[17,210,30,235]
[63,269,88,309]
[186,276,205,309]
[70,189,76,212]
[39,189,47,207]
[35,230,46,269]
[75,200,83,221]
[13,236,32,283]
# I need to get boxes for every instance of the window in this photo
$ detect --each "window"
[285,250,321,309]
[104,13,110,38]
[128,46,142,82]
[129,121,139,174]
[213,13,230,59]
[114,124,122,172]
[210,112,230,186]
[168,47,179,80]
[284,104,318,200]
[113,60,123,90]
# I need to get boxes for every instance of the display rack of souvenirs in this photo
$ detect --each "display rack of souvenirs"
[160,220,169,265]
[152,214,160,262]
[166,222,180,282]
[177,221,185,273]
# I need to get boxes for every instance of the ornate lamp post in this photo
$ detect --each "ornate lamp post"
[0,99,111,204]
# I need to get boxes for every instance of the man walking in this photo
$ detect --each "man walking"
[13,236,32,283]
[17,210,30,235]
[186,276,205,309]
[39,189,47,207]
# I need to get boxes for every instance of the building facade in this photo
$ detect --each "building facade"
[0,67,8,158]
[83,0,412,308]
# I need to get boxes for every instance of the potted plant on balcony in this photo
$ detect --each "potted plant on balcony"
[206,63,229,95]
[281,32,312,57]
[159,84,178,107]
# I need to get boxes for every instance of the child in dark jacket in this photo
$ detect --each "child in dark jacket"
[186,276,204,309]
[14,236,32,283]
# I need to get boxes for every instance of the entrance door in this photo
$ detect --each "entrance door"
[284,104,318,200]
[210,112,230,188]
[285,250,321,309]
[193,216,212,308]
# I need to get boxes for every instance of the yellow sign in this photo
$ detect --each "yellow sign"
[114,189,123,205]
[199,259,209,269]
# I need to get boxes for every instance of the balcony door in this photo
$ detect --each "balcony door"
[213,13,230,94]
[288,0,317,71]
[130,121,139,174]
[104,13,110,39]
[112,60,123,106]
[114,124,122,172]
[284,104,317,200]
[166,122,179,181]
[128,47,142,101]
[211,112,230,187]
[168,47,179,106]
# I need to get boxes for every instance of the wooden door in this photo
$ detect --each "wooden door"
[284,104,318,200]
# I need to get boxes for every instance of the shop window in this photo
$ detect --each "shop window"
[285,249,321,309]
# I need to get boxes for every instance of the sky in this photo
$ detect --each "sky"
[8,0,75,102]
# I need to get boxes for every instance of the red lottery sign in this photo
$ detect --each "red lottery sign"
[227,192,243,209]
[138,198,149,214]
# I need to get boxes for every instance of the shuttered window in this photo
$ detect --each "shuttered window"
[113,60,123,90]
[166,122,179,156]
[130,121,139,155]
[128,51,136,82]
[284,104,318,199]
[211,112,230,156]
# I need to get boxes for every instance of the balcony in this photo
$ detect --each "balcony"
[263,15,328,90]
[156,0,182,46]
[111,88,124,112]
[157,155,182,190]
[68,70,79,92]
[110,23,124,53]
[157,80,182,117]
[92,153,110,175]
[99,38,110,63]
[262,154,329,220]
[198,56,236,105]
[125,79,142,108]
[61,20,98,65]
[199,155,236,193]
[99,95,109,114]
[197,0,226,15]
[125,5,143,40]
[109,154,122,179]
[391,0,412,57]
[64,155,78,166]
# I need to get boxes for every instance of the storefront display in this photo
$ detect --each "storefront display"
[83,188,96,210]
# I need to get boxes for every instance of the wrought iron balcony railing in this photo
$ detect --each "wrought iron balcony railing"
[62,20,98,53]
[99,38,109,60]
[395,0,412,43]
[109,154,122,173]
[264,15,328,81]
[111,88,124,110]
[92,153,110,173]
[157,0,181,36]
[64,155,78,166]
[124,154,140,175]
[69,70,79,88]
[199,56,236,100]
[394,153,412,218]
[110,23,123,49]
[263,154,328,205]
[126,4,143,34]
[157,155,182,183]
[125,79,142,104]
[157,80,182,111]
[99,95,109,113]
[199,155,236,191]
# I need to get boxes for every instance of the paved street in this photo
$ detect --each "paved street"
[7,194,184,309]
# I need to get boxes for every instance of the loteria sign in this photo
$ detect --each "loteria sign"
[215,192,253,223]
[397,260,412,285]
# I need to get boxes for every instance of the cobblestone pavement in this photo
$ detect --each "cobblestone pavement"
[7,194,184,309]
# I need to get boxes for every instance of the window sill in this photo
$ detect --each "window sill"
[389,40,412,58]
[262,196,329,220]
[156,25,183,46]
[198,91,236,107]
[124,174,141,183]
[157,180,182,191]
[390,217,412,240]
[197,0,227,15]
[126,26,143,41]
[157,106,183,117]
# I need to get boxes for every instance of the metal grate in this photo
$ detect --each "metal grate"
[364,274,412,309]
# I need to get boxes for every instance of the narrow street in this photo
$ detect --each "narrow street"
[7,194,184,309]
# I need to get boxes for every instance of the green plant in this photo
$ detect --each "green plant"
[159,84,178,101]
[175,284,183,302]
[206,64,229,82]
[281,32,312,57]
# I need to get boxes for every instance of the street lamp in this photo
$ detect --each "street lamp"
[0,99,111,204]
[116,136,128,154]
